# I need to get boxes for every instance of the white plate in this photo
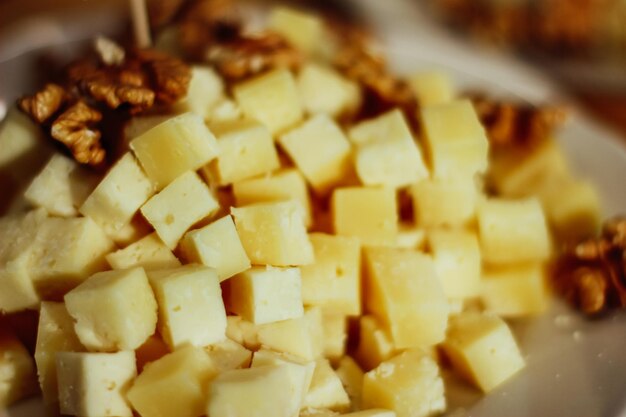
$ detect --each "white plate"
[2,2,626,416]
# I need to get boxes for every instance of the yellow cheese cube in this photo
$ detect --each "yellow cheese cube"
[348,110,428,188]
[128,345,217,417]
[232,168,312,227]
[251,349,316,412]
[322,313,347,362]
[481,263,549,317]
[303,359,350,411]
[147,265,227,349]
[409,71,454,106]
[24,153,98,217]
[130,112,219,189]
[257,306,324,361]
[80,152,155,235]
[35,302,84,405]
[279,114,352,194]
[0,327,37,407]
[225,316,261,351]
[0,209,47,313]
[207,364,297,417]
[231,201,314,266]
[477,197,551,264]
[410,177,477,228]
[106,232,180,271]
[181,215,251,281]
[297,63,361,118]
[208,119,280,185]
[428,229,481,299]
[362,349,445,417]
[124,115,172,144]
[174,66,225,119]
[135,335,170,372]
[364,247,449,348]
[64,267,158,351]
[141,171,220,249]
[441,312,525,392]
[421,99,489,179]
[354,316,396,371]
[268,7,324,54]
[301,233,361,316]
[206,338,252,372]
[229,266,304,324]
[542,178,602,241]
[335,356,364,410]
[233,69,303,135]
[30,216,115,299]
[56,351,136,417]
[332,187,398,246]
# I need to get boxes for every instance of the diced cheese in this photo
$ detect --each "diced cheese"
[141,171,220,249]
[303,359,350,411]
[0,327,37,408]
[106,232,180,271]
[335,356,364,410]
[354,316,395,372]
[409,71,454,106]
[173,66,225,119]
[147,265,227,349]
[64,267,158,351]
[321,313,347,362]
[410,177,477,228]
[268,7,324,54]
[206,338,252,372]
[297,63,361,118]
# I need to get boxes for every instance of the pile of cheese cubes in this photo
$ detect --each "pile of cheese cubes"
[0,6,601,417]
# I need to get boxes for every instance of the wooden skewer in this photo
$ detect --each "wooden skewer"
[130,0,152,48]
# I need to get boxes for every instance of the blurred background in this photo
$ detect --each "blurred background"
[2,0,626,137]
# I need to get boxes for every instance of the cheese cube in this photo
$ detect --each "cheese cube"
[231,201,314,266]
[348,110,428,188]
[301,233,361,315]
[279,114,352,194]
[174,66,225,119]
[233,69,303,135]
[80,152,155,235]
[354,316,395,371]
[297,63,361,118]
[141,171,220,249]
[56,351,136,417]
[107,217,152,247]
[229,266,304,324]
[35,302,84,404]
[268,7,324,54]
[128,345,217,417]
[147,265,227,349]
[232,168,312,227]
[332,187,398,246]
[441,312,525,392]
[208,119,280,185]
[410,177,477,228]
[251,349,316,412]
[364,247,449,348]
[30,216,114,299]
[208,99,242,124]
[124,115,172,143]
[226,316,260,351]
[362,349,445,417]
[24,153,98,217]
[477,197,551,264]
[542,178,602,241]
[481,263,549,317]
[335,356,364,410]
[208,364,297,417]
[0,209,47,313]
[106,232,180,271]
[428,229,481,299]
[257,307,324,361]
[322,313,347,361]
[420,99,489,179]
[181,215,251,281]
[303,359,350,411]
[130,112,219,189]
[0,327,37,407]
[135,335,170,372]
[409,71,454,106]
[206,338,252,372]
[64,267,157,351]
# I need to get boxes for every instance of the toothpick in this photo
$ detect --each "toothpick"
[130,0,152,48]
